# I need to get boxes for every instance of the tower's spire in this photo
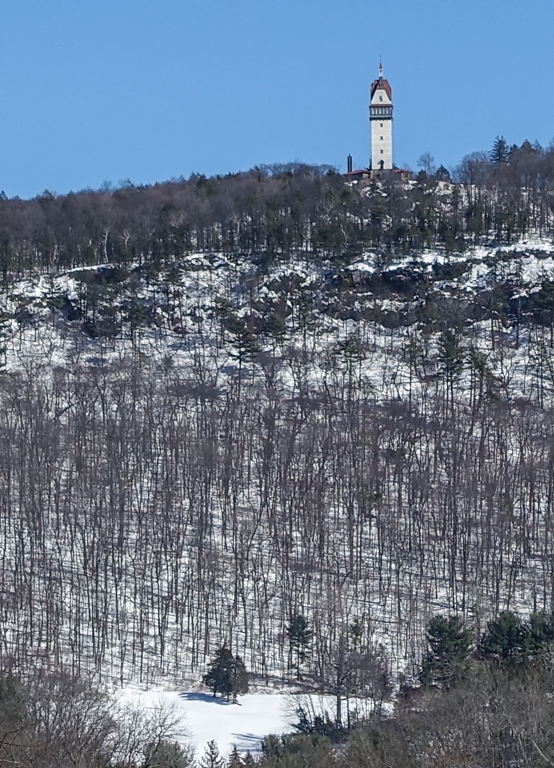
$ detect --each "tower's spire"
[379,59,383,79]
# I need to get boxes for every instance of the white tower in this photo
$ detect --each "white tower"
[370,62,393,171]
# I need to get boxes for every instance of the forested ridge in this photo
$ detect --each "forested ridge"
[1,138,554,279]
[1,139,554,697]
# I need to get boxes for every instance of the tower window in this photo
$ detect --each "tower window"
[380,150,384,154]
[380,123,383,128]
[380,136,383,140]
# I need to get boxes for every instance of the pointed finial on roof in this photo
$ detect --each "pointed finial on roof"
[378,60,383,79]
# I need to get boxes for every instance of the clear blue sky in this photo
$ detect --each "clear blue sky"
[0,0,553,198]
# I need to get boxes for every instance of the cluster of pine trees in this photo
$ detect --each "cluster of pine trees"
[203,647,249,701]
[420,609,554,687]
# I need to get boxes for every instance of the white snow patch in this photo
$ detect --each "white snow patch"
[118,689,291,757]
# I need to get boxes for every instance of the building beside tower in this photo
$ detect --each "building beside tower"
[370,63,393,171]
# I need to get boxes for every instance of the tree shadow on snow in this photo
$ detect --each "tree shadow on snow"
[232,733,264,751]
[179,692,236,706]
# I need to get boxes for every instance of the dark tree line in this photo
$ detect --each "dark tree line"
[0,139,554,287]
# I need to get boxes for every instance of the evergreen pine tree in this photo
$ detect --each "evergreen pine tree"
[203,647,249,701]
[479,611,528,662]
[227,744,244,768]
[286,615,313,679]
[229,654,249,702]
[203,647,234,699]
[526,611,554,658]
[200,740,225,768]
[420,615,473,688]
[490,135,509,165]
[435,164,451,181]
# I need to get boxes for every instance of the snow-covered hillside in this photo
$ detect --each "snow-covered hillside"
[1,234,554,692]
[3,237,554,395]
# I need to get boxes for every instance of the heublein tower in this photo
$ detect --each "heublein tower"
[370,63,393,171]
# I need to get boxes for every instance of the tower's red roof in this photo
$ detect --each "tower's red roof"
[370,78,392,100]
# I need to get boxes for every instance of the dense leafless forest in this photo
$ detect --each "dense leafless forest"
[1,141,554,693]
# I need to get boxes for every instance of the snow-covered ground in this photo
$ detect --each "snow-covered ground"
[119,689,292,757]
[117,687,386,758]
[2,237,554,689]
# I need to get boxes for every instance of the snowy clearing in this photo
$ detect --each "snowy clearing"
[119,689,292,757]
